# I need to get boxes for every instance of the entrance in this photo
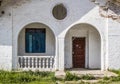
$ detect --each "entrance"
[72,37,85,68]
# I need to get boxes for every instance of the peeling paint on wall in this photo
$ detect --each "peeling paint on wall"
[98,1,120,22]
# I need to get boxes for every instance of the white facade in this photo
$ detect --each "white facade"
[0,0,119,71]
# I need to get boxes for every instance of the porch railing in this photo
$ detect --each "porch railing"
[18,56,54,71]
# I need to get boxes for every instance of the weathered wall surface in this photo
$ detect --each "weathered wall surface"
[108,19,120,69]
[0,6,12,70]
[0,0,107,70]
[97,0,120,70]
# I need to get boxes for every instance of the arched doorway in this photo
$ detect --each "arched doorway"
[18,23,55,71]
[65,23,101,69]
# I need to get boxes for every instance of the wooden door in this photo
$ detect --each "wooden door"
[72,37,85,68]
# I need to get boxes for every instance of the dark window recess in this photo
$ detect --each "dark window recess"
[25,28,46,53]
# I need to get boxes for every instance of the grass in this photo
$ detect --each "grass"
[110,69,120,76]
[0,70,55,84]
[0,70,96,83]
[65,71,95,81]
[64,70,120,84]
[65,71,80,81]
[81,74,95,80]
[0,70,120,84]
[96,69,120,84]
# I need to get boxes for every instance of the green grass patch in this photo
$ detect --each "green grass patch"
[65,71,80,81]
[97,69,120,84]
[65,71,95,81]
[110,69,120,76]
[1,70,120,84]
[0,70,55,84]
[81,74,95,80]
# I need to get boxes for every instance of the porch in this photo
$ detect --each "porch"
[16,23,106,71]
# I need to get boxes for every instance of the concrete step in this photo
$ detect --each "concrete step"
[55,69,117,79]
[55,71,66,79]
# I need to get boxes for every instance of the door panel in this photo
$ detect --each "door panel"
[72,37,85,68]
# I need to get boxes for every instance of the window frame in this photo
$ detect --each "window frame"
[25,28,46,53]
